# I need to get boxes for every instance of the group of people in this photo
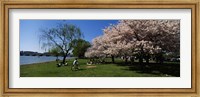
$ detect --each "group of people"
[56,58,79,68]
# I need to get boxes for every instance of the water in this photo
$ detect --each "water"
[20,56,73,65]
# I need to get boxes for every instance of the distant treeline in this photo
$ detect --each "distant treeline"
[20,51,52,56]
[20,51,72,57]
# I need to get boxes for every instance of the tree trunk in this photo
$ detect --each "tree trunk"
[156,52,164,64]
[62,55,67,64]
[139,55,143,65]
[155,54,159,63]
[125,57,128,64]
[130,56,134,65]
[145,54,150,64]
[139,47,144,65]
[111,55,115,63]
[159,53,164,64]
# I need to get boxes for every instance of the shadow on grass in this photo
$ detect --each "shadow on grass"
[115,62,180,77]
[78,68,86,71]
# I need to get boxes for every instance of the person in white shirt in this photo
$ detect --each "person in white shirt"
[73,58,79,70]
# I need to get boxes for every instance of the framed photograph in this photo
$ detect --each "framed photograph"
[0,0,199,97]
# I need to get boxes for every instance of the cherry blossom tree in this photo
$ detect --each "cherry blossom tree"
[101,22,137,63]
[85,20,180,64]
[85,36,106,58]
[85,36,108,64]
[122,20,180,63]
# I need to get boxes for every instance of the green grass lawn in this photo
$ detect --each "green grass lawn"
[20,58,180,77]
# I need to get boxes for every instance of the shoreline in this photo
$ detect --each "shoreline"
[20,61,56,66]
[20,56,75,65]
[20,58,75,66]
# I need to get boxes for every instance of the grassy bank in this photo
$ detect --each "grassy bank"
[20,58,180,77]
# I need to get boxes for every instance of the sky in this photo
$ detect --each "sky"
[20,20,118,53]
